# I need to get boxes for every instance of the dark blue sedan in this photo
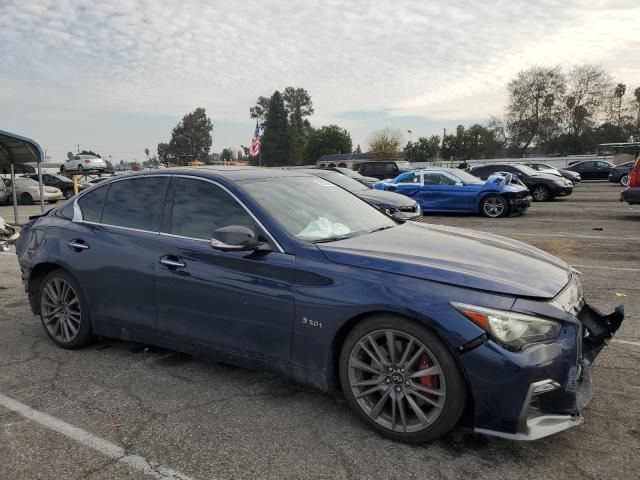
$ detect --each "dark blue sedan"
[15,167,623,442]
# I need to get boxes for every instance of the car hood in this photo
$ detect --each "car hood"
[318,222,571,298]
[356,189,416,208]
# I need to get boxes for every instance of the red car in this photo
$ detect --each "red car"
[620,156,640,205]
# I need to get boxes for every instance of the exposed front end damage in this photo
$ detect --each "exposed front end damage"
[459,275,625,440]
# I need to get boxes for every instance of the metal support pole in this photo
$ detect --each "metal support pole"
[37,159,45,212]
[10,162,18,225]
[259,151,262,167]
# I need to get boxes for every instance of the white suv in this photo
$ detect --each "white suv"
[61,154,107,173]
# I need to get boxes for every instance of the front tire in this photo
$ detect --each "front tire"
[531,184,551,201]
[339,315,466,443]
[39,269,93,349]
[480,195,508,218]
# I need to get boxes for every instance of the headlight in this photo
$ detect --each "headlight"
[451,302,561,350]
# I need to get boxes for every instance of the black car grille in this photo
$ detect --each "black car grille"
[398,205,418,213]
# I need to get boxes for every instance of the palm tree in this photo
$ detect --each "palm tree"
[614,83,626,127]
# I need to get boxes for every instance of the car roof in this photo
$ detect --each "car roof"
[115,166,314,182]
[412,167,459,173]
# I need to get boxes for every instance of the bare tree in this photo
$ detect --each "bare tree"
[368,128,403,160]
[506,66,566,153]
[565,65,611,137]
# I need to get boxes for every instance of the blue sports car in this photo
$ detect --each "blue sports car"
[375,168,532,217]
[15,167,623,443]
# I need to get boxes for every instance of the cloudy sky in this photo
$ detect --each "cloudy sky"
[1,0,639,162]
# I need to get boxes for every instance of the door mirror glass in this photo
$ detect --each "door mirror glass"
[211,225,260,251]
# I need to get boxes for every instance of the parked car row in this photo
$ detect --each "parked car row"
[469,164,574,201]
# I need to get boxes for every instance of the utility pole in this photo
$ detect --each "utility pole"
[407,130,413,162]
[76,144,81,153]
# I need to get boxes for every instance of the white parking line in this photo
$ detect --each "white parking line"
[571,264,640,272]
[612,339,640,347]
[0,393,194,480]
[502,232,639,240]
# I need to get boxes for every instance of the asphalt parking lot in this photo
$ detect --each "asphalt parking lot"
[1,181,639,480]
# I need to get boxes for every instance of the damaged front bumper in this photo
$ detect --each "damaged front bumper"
[460,302,624,441]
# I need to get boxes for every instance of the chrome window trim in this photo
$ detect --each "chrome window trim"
[71,173,285,253]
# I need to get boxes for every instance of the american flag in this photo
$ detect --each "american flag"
[249,120,261,157]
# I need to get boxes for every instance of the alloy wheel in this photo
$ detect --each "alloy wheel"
[483,197,506,217]
[40,277,82,343]
[532,186,548,201]
[347,329,446,433]
[621,175,629,187]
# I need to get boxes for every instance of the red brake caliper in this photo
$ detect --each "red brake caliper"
[418,355,439,388]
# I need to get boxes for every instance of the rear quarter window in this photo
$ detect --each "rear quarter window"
[77,185,108,222]
[101,177,169,231]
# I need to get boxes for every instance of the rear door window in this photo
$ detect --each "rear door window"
[77,185,108,222]
[101,177,169,231]
[169,178,256,240]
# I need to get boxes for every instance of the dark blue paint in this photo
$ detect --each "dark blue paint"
[14,167,620,438]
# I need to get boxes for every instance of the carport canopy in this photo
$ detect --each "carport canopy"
[0,129,46,224]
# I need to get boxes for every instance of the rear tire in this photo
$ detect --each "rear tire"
[38,269,93,349]
[60,165,65,173]
[20,193,34,205]
[339,315,466,443]
[531,184,551,201]
[480,195,508,218]
[621,174,629,187]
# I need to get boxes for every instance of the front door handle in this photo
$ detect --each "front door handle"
[68,239,89,251]
[160,256,186,268]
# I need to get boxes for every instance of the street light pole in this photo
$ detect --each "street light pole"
[407,130,413,163]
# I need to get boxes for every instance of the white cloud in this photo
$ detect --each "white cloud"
[0,0,639,158]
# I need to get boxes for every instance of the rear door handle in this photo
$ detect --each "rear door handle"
[160,256,186,268]
[68,240,89,250]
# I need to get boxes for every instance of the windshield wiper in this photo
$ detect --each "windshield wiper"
[367,225,395,234]
[310,233,357,243]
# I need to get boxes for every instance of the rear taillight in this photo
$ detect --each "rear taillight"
[630,161,640,187]
[84,159,91,164]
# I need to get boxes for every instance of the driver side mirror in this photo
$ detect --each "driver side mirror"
[211,225,261,251]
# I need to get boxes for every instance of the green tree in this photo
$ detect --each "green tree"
[613,83,626,127]
[66,151,73,160]
[355,144,362,154]
[220,148,234,162]
[304,125,352,162]
[144,147,150,164]
[157,142,172,166]
[80,150,101,157]
[283,87,314,165]
[250,96,270,121]
[261,91,290,166]
[506,66,566,153]
[169,107,213,165]
[403,135,440,162]
[368,127,403,160]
